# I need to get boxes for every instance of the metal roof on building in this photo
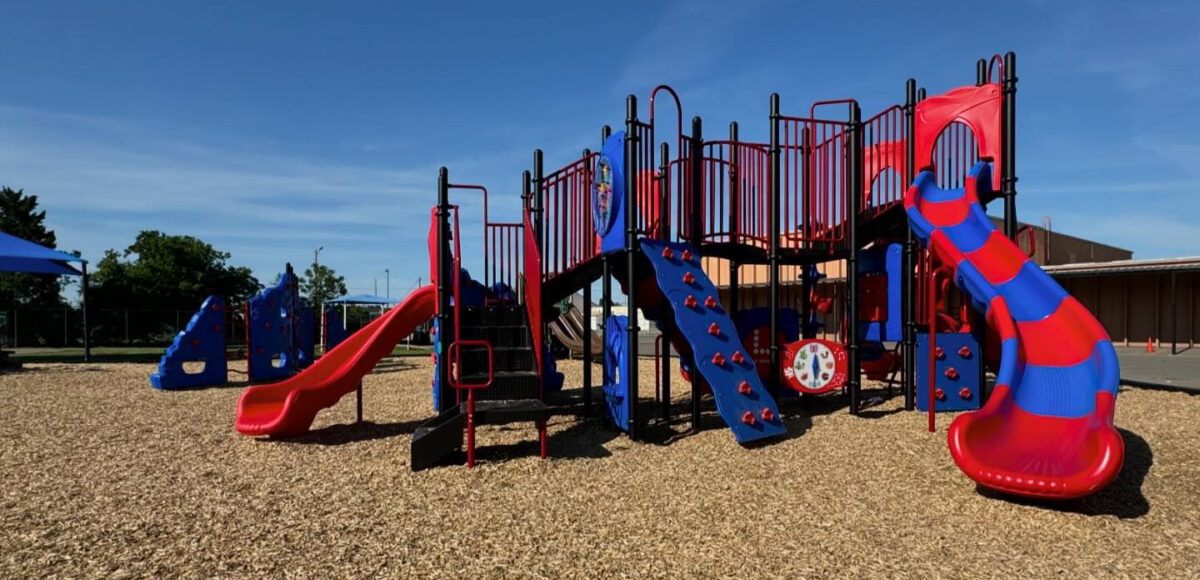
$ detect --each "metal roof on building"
[1043,257,1200,277]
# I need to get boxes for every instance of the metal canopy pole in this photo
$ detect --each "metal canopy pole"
[81,262,90,363]
[436,167,453,411]
[689,116,704,433]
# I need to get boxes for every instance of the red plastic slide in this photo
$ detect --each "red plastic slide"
[235,285,436,437]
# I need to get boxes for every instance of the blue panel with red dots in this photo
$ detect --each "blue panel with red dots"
[915,332,984,412]
[150,295,228,389]
[640,239,785,444]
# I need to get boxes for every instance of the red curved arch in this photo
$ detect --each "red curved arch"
[914,84,1002,189]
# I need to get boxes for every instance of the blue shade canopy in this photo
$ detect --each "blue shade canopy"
[324,294,400,305]
[0,232,85,275]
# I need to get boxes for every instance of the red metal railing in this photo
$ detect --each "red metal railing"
[698,139,771,247]
[862,105,906,217]
[778,115,850,249]
[486,222,522,295]
[540,152,599,280]
[931,121,979,190]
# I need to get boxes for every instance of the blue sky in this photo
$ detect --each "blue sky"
[2,0,1198,301]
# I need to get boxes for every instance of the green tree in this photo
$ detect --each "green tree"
[300,262,347,306]
[0,187,69,310]
[91,231,261,310]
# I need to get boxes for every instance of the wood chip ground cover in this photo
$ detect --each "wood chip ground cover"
[1,360,1197,578]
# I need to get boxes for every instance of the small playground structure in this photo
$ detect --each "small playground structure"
[231,52,1123,501]
[150,264,344,389]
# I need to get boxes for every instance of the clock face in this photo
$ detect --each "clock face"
[592,155,615,236]
[781,339,847,394]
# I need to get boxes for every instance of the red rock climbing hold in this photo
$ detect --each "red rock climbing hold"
[737,381,752,395]
[731,351,745,364]
[191,338,200,348]
[661,247,674,259]
[741,411,756,425]
[684,295,698,308]
[214,324,222,333]
[263,322,271,330]
[682,272,695,285]
[944,367,959,380]
[681,249,693,262]
[704,296,717,309]
[712,352,726,366]
[934,346,944,359]
[934,388,946,401]
[959,387,973,400]
[958,345,972,358]
[708,322,721,336]
[761,408,775,422]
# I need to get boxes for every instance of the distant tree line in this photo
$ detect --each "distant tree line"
[0,186,349,347]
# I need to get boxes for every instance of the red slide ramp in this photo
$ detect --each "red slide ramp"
[235,285,436,437]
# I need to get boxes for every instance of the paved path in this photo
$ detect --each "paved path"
[1117,346,1200,392]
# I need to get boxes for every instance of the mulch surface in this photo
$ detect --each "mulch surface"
[1,359,1197,579]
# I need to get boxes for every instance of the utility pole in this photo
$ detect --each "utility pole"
[385,269,390,300]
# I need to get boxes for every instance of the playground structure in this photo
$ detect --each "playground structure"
[150,264,344,390]
[232,52,1124,500]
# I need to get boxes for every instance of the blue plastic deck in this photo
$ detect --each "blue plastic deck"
[149,295,228,389]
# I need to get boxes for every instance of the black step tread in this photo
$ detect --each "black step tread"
[473,399,550,425]
[411,406,465,471]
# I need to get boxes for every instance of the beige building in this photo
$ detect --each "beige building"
[703,217,1198,348]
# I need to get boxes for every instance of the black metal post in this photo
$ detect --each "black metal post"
[1002,52,1018,239]
[1172,270,1178,355]
[769,94,782,396]
[728,121,741,325]
[533,150,545,257]
[581,150,594,416]
[624,94,640,440]
[847,103,863,415]
[436,167,453,411]
[602,256,611,385]
[689,117,703,248]
[81,262,90,362]
[800,125,813,339]
[918,88,927,101]
[902,79,918,411]
[603,125,612,143]
[658,142,672,420]
[976,59,987,86]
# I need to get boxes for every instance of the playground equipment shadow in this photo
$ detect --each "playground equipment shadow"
[2,359,1198,579]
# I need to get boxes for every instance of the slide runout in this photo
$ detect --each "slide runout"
[640,239,785,444]
[235,285,437,437]
[905,162,1122,499]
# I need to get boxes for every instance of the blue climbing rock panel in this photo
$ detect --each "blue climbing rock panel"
[295,300,315,369]
[150,295,228,390]
[640,239,785,443]
[602,315,631,431]
[248,270,297,381]
[324,307,349,352]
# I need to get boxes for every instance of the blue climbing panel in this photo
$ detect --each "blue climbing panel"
[248,270,298,381]
[150,295,228,390]
[602,315,631,431]
[295,300,315,369]
[915,332,984,412]
[640,239,785,443]
[324,307,349,351]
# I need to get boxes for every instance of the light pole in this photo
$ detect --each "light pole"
[385,269,390,300]
[314,246,324,268]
